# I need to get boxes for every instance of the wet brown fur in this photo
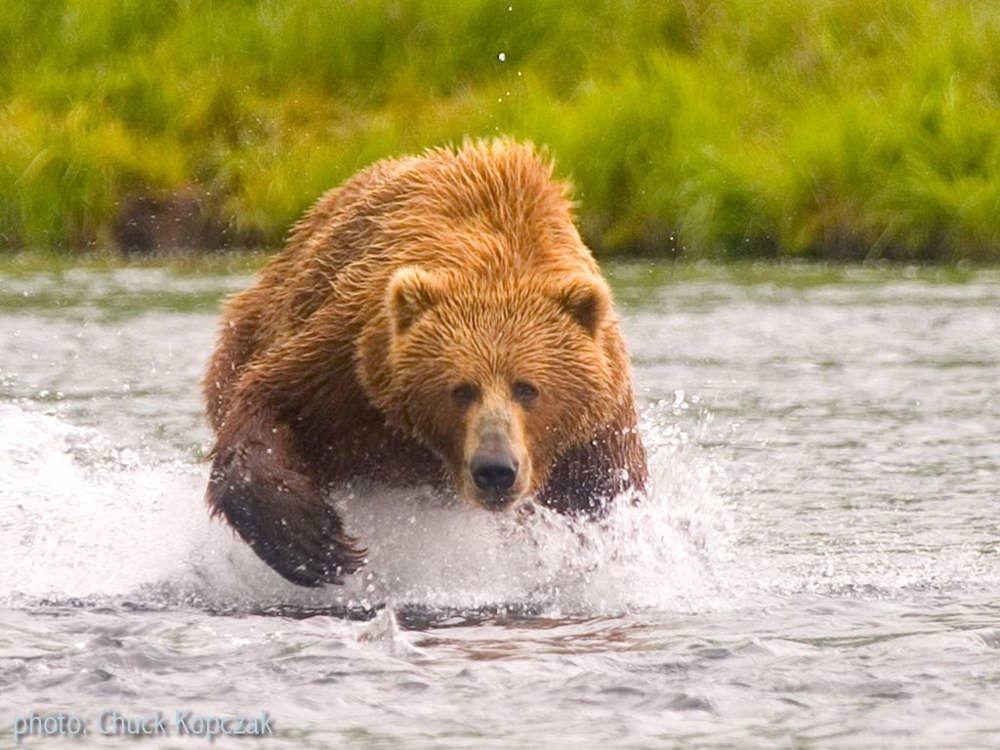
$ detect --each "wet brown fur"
[204,140,646,586]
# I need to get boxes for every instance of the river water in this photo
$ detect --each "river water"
[0,263,997,748]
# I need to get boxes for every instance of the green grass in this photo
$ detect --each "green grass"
[1,0,998,261]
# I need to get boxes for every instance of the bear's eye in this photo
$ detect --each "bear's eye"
[451,383,478,408]
[512,381,539,405]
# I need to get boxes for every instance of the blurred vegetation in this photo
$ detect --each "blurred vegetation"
[0,0,997,261]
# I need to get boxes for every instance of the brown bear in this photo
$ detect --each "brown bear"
[204,140,646,586]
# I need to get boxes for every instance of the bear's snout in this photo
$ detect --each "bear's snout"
[471,454,517,493]
[468,429,521,509]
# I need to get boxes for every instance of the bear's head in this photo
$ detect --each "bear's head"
[375,265,623,511]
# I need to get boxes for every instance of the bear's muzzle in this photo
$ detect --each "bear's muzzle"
[465,422,528,510]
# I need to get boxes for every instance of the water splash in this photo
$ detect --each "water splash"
[0,404,212,603]
[0,402,733,617]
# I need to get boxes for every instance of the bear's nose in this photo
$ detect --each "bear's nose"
[470,455,518,494]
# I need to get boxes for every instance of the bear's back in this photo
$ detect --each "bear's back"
[290,141,592,284]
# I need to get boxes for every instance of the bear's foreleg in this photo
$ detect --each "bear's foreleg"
[538,401,647,516]
[206,410,365,586]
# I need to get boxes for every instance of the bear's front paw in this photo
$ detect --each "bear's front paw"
[207,448,366,586]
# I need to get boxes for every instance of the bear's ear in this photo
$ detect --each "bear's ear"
[388,266,443,334]
[553,277,609,337]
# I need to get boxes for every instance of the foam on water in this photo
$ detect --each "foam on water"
[0,402,732,617]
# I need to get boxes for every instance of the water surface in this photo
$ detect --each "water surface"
[1,264,998,748]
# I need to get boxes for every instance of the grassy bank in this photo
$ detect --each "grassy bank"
[1,248,993,286]
[1,0,998,261]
